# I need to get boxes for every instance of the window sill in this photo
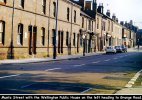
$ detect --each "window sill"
[0,2,6,5]
[0,43,4,47]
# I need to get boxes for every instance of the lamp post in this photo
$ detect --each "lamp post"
[82,34,86,56]
[53,0,59,59]
[10,0,15,59]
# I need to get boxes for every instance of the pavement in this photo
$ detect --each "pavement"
[0,47,142,94]
[0,47,139,65]
[0,52,105,64]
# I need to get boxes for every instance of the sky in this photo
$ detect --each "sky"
[75,0,142,29]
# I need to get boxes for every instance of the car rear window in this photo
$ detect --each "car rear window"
[107,47,112,49]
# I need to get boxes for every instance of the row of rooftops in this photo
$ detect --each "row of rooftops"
[70,0,138,33]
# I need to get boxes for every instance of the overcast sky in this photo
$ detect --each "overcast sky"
[97,0,142,28]
[75,0,142,29]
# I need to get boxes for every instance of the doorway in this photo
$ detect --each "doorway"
[28,25,37,55]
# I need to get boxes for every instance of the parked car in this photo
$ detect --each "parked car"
[115,46,123,53]
[105,46,116,54]
[121,45,127,52]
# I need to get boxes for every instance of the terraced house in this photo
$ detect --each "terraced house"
[0,0,138,60]
[0,0,81,59]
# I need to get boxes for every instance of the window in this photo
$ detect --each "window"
[0,21,5,44]
[18,23,23,45]
[102,21,106,31]
[74,10,76,23]
[67,7,70,21]
[108,20,110,31]
[92,21,94,31]
[112,22,113,32]
[73,33,76,46]
[82,17,84,28]
[66,32,69,46]
[42,0,46,14]
[88,20,91,30]
[97,18,99,29]
[20,0,24,8]
[52,29,55,45]
[53,2,56,17]
[0,0,6,4]
[80,34,83,47]
[41,27,45,46]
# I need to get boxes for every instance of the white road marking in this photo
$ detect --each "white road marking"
[92,61,100,64]
[114,58,118,59]
[104,59,110,61]
[125,69,142,88]
[81,88,93,94]
[21,83,35,89]
[74,64,85,67]
[0,74,21,79]
[45,68,61,71]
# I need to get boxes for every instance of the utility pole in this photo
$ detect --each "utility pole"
[53,0,59,59]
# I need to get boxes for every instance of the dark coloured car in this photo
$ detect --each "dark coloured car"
[121,45,127,52]
[115,46,123,53]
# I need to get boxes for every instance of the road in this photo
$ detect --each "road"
[0,49,142,94]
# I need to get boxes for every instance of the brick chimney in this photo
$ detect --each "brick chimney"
[85,1,93,10]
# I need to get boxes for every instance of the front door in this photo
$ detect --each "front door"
[28,25,37,55]
[58,31,64,54]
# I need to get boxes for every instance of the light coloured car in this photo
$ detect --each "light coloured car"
[105,46,116,54]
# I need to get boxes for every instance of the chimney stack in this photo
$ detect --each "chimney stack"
[92,0,97,12]
[97,3,104,14]
[112,13,116,21]
[85,1,93,10]
[125,21,128,28]
[106,10,110,17]
[79,0,86,10]
[116,18,119,22]
[130,20,133,25]
[120,21,124,26]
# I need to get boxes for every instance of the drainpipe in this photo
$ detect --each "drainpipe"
[69,3,73,55]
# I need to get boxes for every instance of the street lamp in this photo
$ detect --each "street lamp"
[82,33,86,56]
[53,0,59,59]
[10,0,15,59]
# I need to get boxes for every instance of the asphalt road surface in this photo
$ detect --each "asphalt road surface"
[0,49,142,94]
